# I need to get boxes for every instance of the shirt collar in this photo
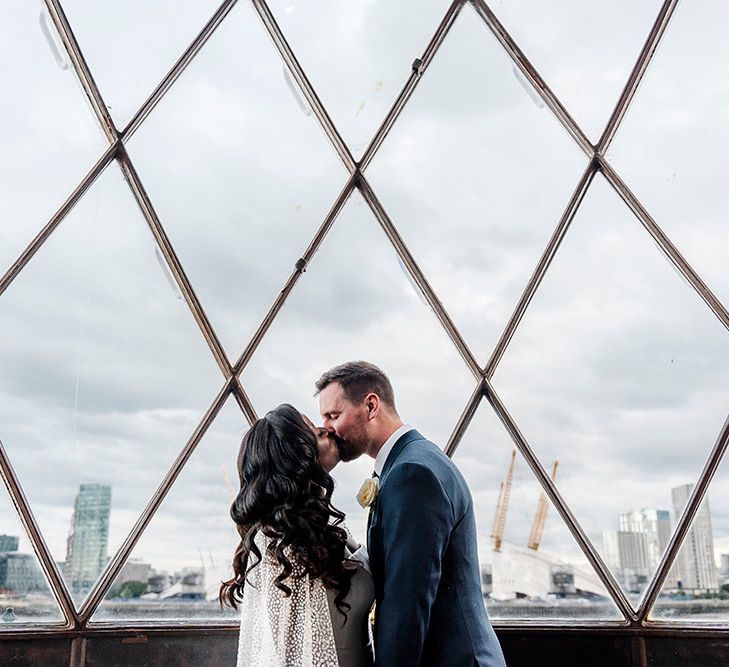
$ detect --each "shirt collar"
[374,424,413,476]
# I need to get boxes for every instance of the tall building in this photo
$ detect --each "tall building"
[618,531,649,572]
[671,484,719,591]
[619,509,672,569]
[0,553,47,594]
[604,508,679,592]
[0,535,19,553]
[719,554,729,586]
[480,563,493,597]
[64,483,111,597]
[602,529,621,572]
[602,529,649,591]
[618,508,679,589]
[720,554,729,580]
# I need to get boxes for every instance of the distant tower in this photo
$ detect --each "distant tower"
[619,509,672,570]
[64,484,111,597]
[720,554,729,586]
[671,484,718,591]
[602,528,649,592]
[0,536,19,553]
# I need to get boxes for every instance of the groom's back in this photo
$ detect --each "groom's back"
[370,433,505,667]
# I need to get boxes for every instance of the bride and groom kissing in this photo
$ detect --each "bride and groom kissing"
[220,361,506,667]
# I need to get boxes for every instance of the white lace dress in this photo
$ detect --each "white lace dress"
[237,531,374,667]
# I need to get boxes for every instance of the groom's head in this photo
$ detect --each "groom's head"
[316,361,400,461]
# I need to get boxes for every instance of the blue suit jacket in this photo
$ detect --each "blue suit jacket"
[367,430,505,667]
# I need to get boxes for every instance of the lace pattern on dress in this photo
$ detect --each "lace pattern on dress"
[237,531,339,667]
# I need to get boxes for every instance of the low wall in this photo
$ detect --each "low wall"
[2,627,729,666]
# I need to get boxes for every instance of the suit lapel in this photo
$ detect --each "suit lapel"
[367,429,423,546]
[379,429,423,485]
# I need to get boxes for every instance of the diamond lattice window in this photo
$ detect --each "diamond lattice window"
[1,0,728,632]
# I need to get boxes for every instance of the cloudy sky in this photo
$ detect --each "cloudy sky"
[1,0,729,621]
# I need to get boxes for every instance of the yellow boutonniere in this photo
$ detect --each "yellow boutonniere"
[356,476,379,509]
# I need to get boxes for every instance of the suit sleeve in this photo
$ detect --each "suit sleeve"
[374,462,453,666]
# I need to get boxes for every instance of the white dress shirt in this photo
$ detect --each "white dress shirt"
[374,423,414,477]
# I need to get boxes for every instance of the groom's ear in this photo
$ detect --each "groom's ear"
[364,393,380,420]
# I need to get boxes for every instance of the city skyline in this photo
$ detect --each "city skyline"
[602,483,720,594]
[2,472,729,625]
[7,473,728,602]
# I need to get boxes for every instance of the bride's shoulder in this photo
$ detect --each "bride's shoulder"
[252,530,307,573]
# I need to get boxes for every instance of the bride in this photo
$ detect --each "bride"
[220,403,375,667]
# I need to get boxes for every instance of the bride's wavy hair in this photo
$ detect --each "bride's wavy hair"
[219,403,356,618]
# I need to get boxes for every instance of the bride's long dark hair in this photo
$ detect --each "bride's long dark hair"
[219,403,356,617]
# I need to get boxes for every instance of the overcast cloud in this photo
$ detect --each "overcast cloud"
[1,0,729,619]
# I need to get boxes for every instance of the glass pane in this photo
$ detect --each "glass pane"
[453,403,621,619]
[651,456,729,622]
[489,0,663,141]
[242,191,479,545]
[367,4,587,364]
[60,0,221,127]
[126,2,348,360]
[266,0,452,157]
[491,174,729,608]
[93,396,245,622]
[0,162,223,608]
[607,0,729,312]
[0,469,64,627]
[0,1,107,276]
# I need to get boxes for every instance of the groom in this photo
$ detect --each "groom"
[316,361,505,667]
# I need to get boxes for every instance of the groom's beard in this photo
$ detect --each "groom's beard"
[333,433,364,462]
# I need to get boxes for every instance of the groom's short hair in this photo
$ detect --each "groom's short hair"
[315,361,397,411]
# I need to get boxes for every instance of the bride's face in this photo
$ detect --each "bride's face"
[301,413,339,473]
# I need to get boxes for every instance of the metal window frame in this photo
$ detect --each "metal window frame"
[0,0,726,634]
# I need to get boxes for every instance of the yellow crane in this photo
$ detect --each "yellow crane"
[527,459,559,551]
[491,448,516,552]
